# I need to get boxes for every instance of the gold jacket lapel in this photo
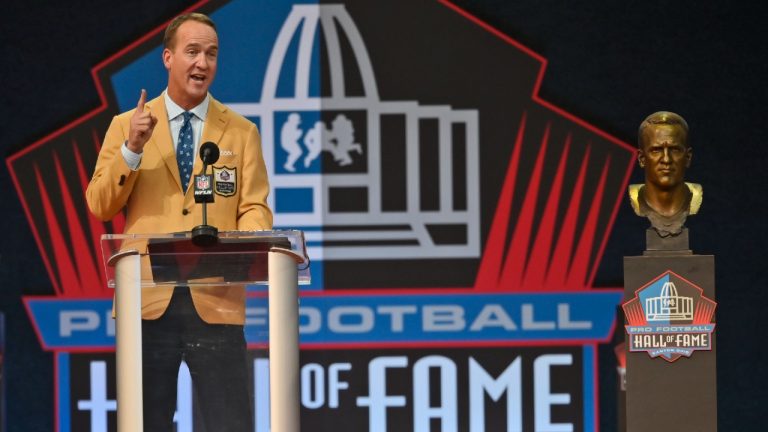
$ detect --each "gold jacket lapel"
[147,96,184,192]
[201,97,229,148]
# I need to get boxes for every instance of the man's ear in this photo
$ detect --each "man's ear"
[637,150,646,168]
[162,48,172,70]
[685,147,693,168]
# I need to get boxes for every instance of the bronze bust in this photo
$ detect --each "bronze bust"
[628,111,702,237]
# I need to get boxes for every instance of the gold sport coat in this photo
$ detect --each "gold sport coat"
[86,94,273,324]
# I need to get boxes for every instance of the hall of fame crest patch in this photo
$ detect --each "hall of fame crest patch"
[213,166,237,197]
[623,270,716,362]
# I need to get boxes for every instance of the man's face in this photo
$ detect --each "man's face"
[163,20,218,109]
[638,124,692,190]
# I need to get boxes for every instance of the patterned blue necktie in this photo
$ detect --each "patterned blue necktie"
[177,111,194,192]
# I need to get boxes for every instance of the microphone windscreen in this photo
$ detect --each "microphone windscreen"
[199,141,220,164]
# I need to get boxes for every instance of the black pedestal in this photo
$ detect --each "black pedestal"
[622,229,717,432]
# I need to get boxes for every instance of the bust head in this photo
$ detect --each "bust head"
[637,111,692,193]
[630,111,701,238]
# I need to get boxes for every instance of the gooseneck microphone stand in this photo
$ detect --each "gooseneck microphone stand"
[192,142,220,246]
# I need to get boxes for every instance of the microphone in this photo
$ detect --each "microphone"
[200,141,220,165]
[192,141,220,246]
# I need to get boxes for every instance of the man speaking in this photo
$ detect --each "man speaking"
[86,12,271,431]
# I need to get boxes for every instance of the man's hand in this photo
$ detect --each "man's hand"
[127,89,158,153]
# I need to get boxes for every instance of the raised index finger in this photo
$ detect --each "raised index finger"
[137,89,147,113]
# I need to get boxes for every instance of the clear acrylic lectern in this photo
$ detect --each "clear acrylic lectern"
[100,230,310,432]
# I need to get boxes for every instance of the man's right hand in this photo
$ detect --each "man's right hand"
[127,89,158,153]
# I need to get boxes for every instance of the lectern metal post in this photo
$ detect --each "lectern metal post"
[113,251,143,432]
[268,248,302,432]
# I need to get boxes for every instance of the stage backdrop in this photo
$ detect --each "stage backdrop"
[7,1,640,431]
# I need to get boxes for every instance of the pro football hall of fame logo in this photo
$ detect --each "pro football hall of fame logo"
[7,1,638,431]
[623,270,717,362]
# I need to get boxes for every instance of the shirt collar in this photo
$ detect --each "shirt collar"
[164,90,210,121]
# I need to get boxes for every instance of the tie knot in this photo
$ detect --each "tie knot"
[182,111,193,123]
